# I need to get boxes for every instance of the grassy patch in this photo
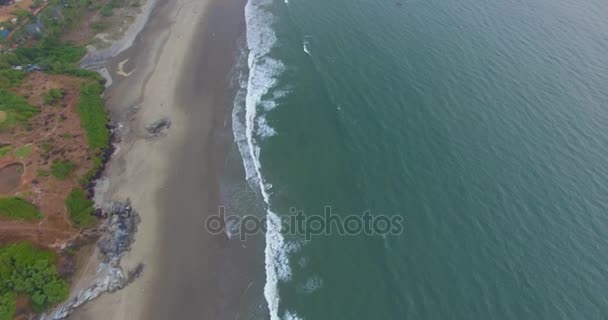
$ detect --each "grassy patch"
[0,90,38,129]
[40,141,53,153]
[77,83,109,151]
[12,40,86,68]
[0,145,11,156]
[91,22,108,32]
[0,38,101,81]
[0,292,16,320]
[77,83,109,185]
[65,188,95,228]
[37,169,49,177]
[51,160,76,180]
[0,242,69,319]
[44,88,64,105]
[101,5,113,17]
[0,197,42,221]
[0,69,25,90]
[13,145,33,158]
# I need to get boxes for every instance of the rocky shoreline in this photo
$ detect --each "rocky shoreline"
[43,201,141,320]
[43,0,162,317]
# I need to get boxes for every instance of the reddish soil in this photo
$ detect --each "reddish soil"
[0,0,35,23]
[0,73,99,249]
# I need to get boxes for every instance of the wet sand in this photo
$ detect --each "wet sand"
[69,0,264,319]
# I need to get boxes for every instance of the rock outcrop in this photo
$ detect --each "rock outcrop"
[42,201,142,320]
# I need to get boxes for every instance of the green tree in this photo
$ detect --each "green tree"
[0,293,16,320]
[0,243,68,319]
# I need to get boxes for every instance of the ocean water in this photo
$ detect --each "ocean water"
[233,0,608,319]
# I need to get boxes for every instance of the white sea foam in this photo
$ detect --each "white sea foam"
[257,116,277,138]
[299,276,324,294]
[284,311,303,320]
[261,89,289,111]
[235,0,298,319]
[303,42,311,56]
[303,36,312,56]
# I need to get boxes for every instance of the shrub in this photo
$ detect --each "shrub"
[37,169,49,177]
[0,243,69,319]
[77,83,109,186]
[0,145,11,156]
[0,90,38,129]
[0,197,42,221]
[1,39,101,81]
[40,141,53,152]
[31,0,43,8]
[51,160,76,180]
[13,144,32,158]
[77,84,109,151]
[100,5,113,16]
[0,69,25,89]
[91,22,107,32]
[0,293,16,320]
[65,188,95,228]
[44,88,63,105]
[14,39,86,66]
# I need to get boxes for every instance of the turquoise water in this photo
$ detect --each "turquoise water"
[235,0,608,318]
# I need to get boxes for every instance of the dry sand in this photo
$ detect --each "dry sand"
[69,0,262,319]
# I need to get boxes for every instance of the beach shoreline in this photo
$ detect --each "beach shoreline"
[67,0,262,319]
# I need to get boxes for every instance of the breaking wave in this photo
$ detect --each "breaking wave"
[303,36,313,56]
[232,0,300,319]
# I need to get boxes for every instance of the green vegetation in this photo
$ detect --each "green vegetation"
[0,69,26,89]
[37,169,49,177]
[0,292,15,320]
[31,0,44,9]
[103,0,130,16]
[0,145,11,157]
[9,39,101,79]
[44,88,63,105]
[13,145,33,158]
[0,90,38,129]
[91,21,108,32]
[0,242,69,319]
[3,0,128,48]
[65,188,95,228]
[40,141,53,152]
[0,38,101,82]
[13,41,85,67]
[11,8,30,21]
[51,160,76,180]
[0,2,123,317]
[101,5,114,17]
[0,197,42,221]
[77,83,110,185]
[77,84,109,150]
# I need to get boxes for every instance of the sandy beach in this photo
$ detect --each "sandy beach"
[69,0,264,319]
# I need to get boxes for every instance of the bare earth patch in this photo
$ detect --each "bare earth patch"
[0,162,23,193]
[0,72,98,249]
[0,0,35,23]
